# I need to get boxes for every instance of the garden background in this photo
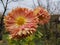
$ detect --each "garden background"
[0,0,60,45]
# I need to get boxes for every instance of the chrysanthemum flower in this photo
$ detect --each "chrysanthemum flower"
[33,7,50,25]
[4,8,38,39]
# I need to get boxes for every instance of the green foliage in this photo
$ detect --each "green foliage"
[3,27,43,45]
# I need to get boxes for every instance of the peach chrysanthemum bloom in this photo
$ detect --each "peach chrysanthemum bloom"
[4,8,38,39]
[33,7,50,25]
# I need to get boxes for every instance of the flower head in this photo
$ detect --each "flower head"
[33,7,50,25]
[4,7,38,39]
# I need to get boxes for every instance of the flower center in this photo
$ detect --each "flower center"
[38,15,44,20]
[15,16,26,25]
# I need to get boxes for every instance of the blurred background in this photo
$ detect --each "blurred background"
[0,0,60,45]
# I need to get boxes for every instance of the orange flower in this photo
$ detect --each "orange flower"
[4,8,38,39]
[33,7,50,25]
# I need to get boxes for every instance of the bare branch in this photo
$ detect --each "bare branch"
[0,0,9,40]
[12,0,19,2]
[1,0,9,22]
[0,0,5,8]
[5,0,8,9]
[46,0,50,12]
[32,0,36,8]
[7,0,12,4]
[37,0,40,6]
[7,0,19,4]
